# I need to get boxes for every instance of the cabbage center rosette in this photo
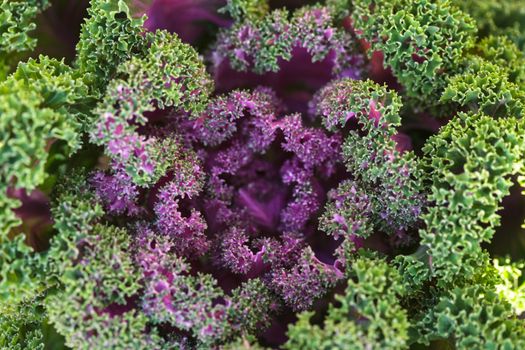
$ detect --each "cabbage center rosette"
[2,0,525,349]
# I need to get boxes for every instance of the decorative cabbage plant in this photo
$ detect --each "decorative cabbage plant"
[1,0,525,349]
